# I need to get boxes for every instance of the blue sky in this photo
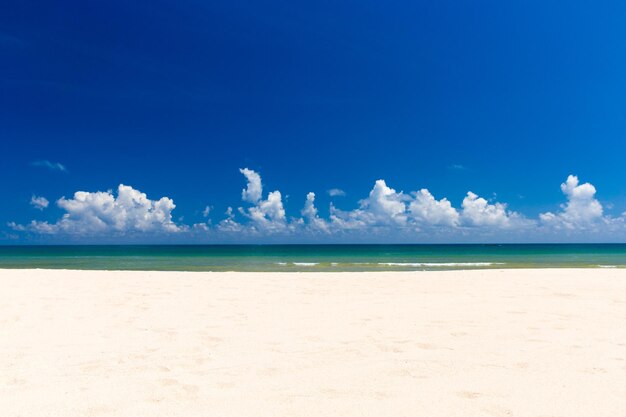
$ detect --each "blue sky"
[1,0,626,243]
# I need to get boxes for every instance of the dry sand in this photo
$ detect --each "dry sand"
[2,268,626,416]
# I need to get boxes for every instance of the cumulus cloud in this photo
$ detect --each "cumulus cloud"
[11,170,625,242]
[220,169,288,234]
[243,190,287,232]
[540,175,604,229]
[12,185,181,235]
[193,222,210,231]
[361,180,408,225]
[460,192,527,228]
[329,181,532,234]
[301,192,330,233]
[240,168,262,203]
[217,207,243,232]
[327,188,346,197]
[31,160,67,172]
[328,180,409,231]
[328,203,369,231]
[7,222,26,232]
[301,192,318,219]
[409,189,459,227]
[30,195,49,210]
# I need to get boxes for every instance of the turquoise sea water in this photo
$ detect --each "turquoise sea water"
[0,244,625,271]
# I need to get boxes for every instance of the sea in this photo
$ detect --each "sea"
[0,244,625,271]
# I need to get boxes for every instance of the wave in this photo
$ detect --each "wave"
[598,265,618,268]
[377,262,505,267]
[275,261,505,267]
[275,261,504,268]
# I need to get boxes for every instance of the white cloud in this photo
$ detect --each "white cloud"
[30,195,49,210]
[301,192,318,219]
[301,192,330,233]
[13,185,181,235]
[327,188,346,197]
[328,203,369,231]
[26,221,58,234]
[240,168,262,203]
[461,192,527,228]
[328,180,410,232]
[193,222,210,231]
[222,169,288,234]
[11,170,625,242]
[7,222,26,232]
[243,190,287,232]
[329,180,528,234]
[360,180,408,226]
[31,160,67,172]
[409,189,459,227]
[218,207,243,232]
[540,175,604,229]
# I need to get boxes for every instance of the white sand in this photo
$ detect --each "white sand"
[2,268,626,416]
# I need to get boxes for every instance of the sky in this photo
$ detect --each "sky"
[1,0,626,243]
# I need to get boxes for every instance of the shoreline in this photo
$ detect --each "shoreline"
[0,266,624,273]
[3,268,626,416]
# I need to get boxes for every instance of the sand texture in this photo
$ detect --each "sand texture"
[2,268,626,416]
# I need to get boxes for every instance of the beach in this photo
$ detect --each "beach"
[2,268,626,416]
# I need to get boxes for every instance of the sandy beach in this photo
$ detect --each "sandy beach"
[2,268,626,416]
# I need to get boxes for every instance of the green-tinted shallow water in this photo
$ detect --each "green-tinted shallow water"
[0,245,625,271]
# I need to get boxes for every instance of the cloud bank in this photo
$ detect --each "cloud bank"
[9,170,626,241]
[12,185,181,235]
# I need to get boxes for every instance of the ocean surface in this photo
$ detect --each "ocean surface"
[0,244,625,271]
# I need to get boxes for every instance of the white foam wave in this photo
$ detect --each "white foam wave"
[275,261,503,268]
[378,262,505,267]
